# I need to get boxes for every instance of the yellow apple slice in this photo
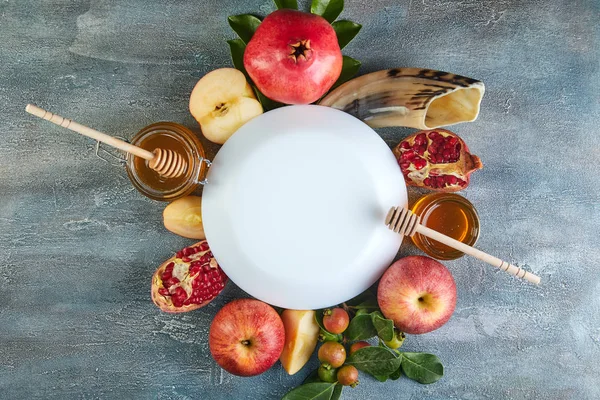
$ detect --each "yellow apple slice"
[189,68,263,144]
[197,97,263,144]
[163,196,205,239]
[280,310,320,375]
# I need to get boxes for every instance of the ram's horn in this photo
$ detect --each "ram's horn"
[319,68,485,130]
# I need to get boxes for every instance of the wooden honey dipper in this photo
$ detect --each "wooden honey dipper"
[386,206,541,284]
[25,104,187,178]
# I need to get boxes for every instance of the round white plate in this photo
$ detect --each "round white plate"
[202,105,406,309]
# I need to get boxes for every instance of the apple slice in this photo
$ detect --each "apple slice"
[189,68,263,144]
[280,309,320,375]
[162,196,205,239]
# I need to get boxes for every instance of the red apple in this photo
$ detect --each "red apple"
[209,299,285,376]
[243,9,343,104]
[377,256,457,334]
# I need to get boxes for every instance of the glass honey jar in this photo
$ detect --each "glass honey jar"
[125,122,209,202]
[410,193,480,260]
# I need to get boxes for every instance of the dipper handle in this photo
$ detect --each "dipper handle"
[26,104,155,160]
[385,206,541,285]
[26,104,187,178]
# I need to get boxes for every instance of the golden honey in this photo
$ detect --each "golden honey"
[126,122,207,202]
[410,193,480,260]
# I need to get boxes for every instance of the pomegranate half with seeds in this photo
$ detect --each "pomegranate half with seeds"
[151,240,227,313]
[393,129,483,192]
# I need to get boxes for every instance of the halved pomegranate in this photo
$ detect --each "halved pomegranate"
[393,129,483,192]
[151,240,227,313]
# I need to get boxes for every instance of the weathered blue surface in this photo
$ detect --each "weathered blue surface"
[1,0,599,399]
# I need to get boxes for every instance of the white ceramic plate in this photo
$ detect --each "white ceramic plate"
[202,105,407,309]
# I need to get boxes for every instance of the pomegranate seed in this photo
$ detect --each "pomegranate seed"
[401,141,410,149]
[203,274,209,282]
[172,298,184,307]
[182,256,191,262]
[401,151,414,160]
[158,288,170,296]
[428,131,440,140]
[413,158,426,170]
[189,266,201,275]
[165,277,180,288]
[414,133,427,145]
[400,162,410,169]
[161,270,172,281]
[200,242,209,251]
[176,251,183,258]
[449,137,458,145]
[429,146,437,155]
[446,175,458,184]
[183,247,193,257]
[199,255,210,263]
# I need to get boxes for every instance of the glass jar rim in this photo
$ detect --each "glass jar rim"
[411,192,480,260]
[125,122,206,202]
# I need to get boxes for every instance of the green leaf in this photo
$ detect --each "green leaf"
[351,300,379,311]
[315,309,327,330]
[373,374,388,382]
[344,313,377,341]
[401,353,444,384]
[346,346,402,377]
[253,86,286,112]
[282,382,337,400]
[331,384,343,400]
[346,290,378,308]
[227,39,248,78]
[331,56,361,90]
[303,369,321,384]
[390,366,402,380]
[320,329,343,342]
[370,311,395,342]
[311,0,344,23]
[228,14,261,44]
[274,0,298,9]
[332,20,362,49]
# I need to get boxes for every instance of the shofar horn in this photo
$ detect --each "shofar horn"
[319,68,485,130]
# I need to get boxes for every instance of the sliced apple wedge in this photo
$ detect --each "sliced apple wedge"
[163,196,205,239]
[189,68,263,144]
[280,309,320,375]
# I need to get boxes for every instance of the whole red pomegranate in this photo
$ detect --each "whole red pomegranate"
[151,240,227,313]
[393,129,483,192]
[243,9,342,104]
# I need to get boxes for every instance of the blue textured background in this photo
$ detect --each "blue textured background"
[1,1,599,399]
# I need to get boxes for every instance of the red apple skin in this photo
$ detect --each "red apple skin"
[377,256,457,334]
[243,9,343,105]
[209,299,285,376]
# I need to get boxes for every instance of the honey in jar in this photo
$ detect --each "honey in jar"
[126,122,208,202]
[410,193,480,260]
